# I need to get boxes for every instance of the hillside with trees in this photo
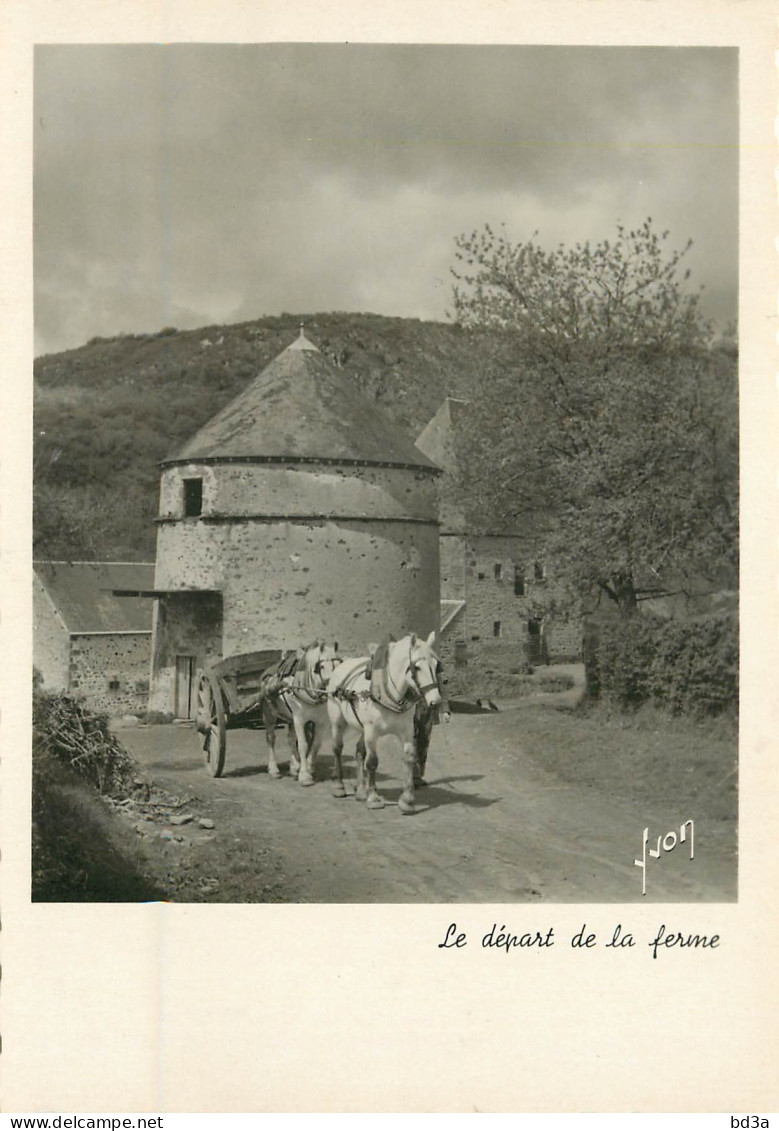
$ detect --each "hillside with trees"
[33,312,517,561]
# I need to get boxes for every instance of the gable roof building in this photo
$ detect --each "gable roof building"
[33,561,155,715]
[34,561,155,634]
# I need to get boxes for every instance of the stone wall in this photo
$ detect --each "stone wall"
[545,617,583,661]
[151,460,441,712]
[33,576,71,691]
[149,593,223,714]
[439,534,581,694]
[155,517,439,658]
[440,534,466,599]
[466,535,534,647]
[159,462,438,523]
[69,633,152,715]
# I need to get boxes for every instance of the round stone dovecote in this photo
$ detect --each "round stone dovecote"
[149,330,441,714]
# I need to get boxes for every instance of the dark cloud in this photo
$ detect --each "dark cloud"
[34,44,737,354]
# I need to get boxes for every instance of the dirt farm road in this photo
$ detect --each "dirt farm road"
[119,688,737,904]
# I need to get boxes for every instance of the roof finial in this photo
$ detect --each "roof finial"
[288,322,320,353]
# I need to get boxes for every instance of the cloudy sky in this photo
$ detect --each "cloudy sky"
[34,44,737,356]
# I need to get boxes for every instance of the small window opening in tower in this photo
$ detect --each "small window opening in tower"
[514,566,525,596]
[183,477,203,517]
[534,561,545,582]
[494,563,502,581]
[493,620,502,638]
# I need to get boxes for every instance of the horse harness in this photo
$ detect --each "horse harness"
[332,638,441,717]
[266,646,341,709]
[291,648,342,705]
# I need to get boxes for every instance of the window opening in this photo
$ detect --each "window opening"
[184,477,203,517]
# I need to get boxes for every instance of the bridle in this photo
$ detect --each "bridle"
[312,648,340,682]
[409,661,440,700]
[389,640,441,706]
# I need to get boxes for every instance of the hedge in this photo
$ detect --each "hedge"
[584,609,738,717]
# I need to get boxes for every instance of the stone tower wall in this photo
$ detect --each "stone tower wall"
[158,461,436,523]
[152,461,440,707]
[154,515,439,658]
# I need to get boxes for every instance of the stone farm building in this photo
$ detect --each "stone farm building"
[33,561,154,714]
[144,329,441,715]
[33,333,583,716]
[414,397,581,695]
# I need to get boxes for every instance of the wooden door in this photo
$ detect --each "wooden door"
[175,655,196,719]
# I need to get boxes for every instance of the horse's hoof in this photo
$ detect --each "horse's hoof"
[298,774,315,787]
[354,787,368,802]
[367,794,385,810]
[398,797,416,815]
[332,783,347,798]
[268,768,282,780]
[414,777,427,788]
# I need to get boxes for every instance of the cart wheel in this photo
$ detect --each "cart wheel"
[197,674,226,778]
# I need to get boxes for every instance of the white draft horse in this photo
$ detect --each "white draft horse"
[259,641,341,785]
[326,631,442,814]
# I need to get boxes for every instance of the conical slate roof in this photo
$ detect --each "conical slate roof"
[165,330,438,470]
[414,396,470,475]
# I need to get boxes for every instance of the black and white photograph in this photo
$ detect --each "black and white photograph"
[3,0,777,1116]
[31,41,739,905]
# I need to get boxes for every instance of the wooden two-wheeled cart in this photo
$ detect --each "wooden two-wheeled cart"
[194,649,282,777]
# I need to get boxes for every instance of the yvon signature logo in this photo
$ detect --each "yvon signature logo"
[634,820,694,895]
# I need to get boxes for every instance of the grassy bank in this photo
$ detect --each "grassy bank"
[507,701,737,823]
[32,757,166,902]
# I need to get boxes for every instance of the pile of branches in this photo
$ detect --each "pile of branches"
[33,685,150,799]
